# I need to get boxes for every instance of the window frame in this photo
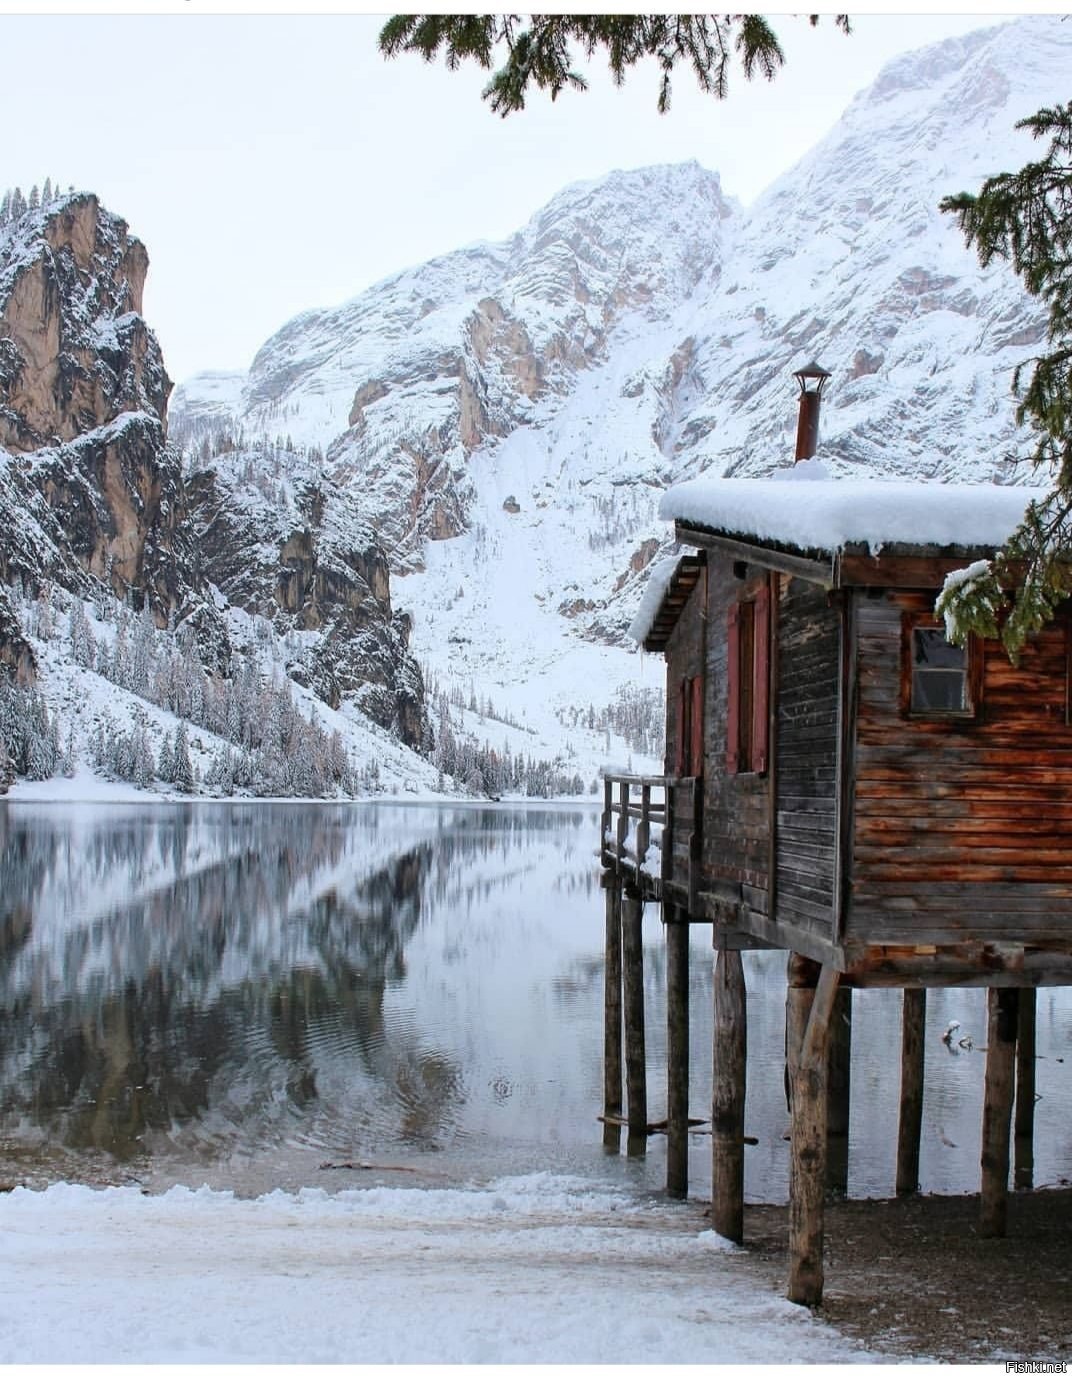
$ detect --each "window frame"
[674,674,705,778]
[901,613,982,721]
[727,579,771,775]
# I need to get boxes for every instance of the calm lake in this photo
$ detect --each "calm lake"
[1,801,1070,1202]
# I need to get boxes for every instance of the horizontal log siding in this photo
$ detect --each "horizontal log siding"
[774,576,840,941]
[702,556,771,913]
[850,591,1072,946]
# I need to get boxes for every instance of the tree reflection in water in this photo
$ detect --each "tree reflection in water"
[0,805,588,1167]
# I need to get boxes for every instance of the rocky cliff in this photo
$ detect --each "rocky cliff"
[0,191,428,776]
[0,193,221,667]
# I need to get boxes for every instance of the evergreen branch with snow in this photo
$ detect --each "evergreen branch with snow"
[940,102,1072,658]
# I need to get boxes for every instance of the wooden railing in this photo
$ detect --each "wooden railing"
[600,772,702,910]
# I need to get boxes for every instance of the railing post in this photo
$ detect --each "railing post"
[637,783,651,873]
[601,776,613,869]
[616,780,629,877]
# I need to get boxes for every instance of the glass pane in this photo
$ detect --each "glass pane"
[913,627,964,670]
[912,669,967,712]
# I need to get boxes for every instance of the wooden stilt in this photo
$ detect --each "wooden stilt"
[665,904,690,1198]
[621,888,647,1156]
[825,985,852,1194]
[603,878,623,1152]
[785,953,821,1108]
[895,988,927,1196]
[711,946,747,1242]
[788,962,839,1307]
[980,987,1018,1238]
[1015,987,1037,1192]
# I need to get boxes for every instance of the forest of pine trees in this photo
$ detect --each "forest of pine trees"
[1,580,370,798]
[557,684,664,758]
[0,179,70,228]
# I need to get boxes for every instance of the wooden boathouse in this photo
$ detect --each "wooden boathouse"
[600,363,1069,1304]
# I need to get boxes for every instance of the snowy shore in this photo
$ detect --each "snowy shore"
[0,1173,882,1365]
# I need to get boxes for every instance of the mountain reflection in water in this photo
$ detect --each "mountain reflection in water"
[0,803,596,1179]
[1,802,1069,1200]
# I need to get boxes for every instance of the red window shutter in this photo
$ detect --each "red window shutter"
[752,584,771,774]
[726,606,741,773]
[674,678,688,777]
[689,675,704,777]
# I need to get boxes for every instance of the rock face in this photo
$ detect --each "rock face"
[0,195,165,453]
[183,447,425,746]
[0,193,226,673]
[0,193,426,751]
[174,162,731,575]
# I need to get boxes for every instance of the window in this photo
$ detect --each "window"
[903,617,979,718]
[727,583,771,773]
[674,675,704,777]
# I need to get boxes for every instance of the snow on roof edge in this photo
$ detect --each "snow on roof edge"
[628,556,681,646]
[659,475,1046,557]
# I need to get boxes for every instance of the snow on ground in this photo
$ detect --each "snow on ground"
[0,1174,881,1365]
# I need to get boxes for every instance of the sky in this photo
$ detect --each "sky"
[0,4,1031,385]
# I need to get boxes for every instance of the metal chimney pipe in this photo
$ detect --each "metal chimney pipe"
[793,361,831,462]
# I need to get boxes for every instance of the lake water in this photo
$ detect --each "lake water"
[1,801,1070,1202]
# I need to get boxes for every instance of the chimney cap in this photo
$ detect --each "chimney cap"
[793,360,832,390]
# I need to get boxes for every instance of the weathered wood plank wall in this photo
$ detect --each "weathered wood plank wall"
[704,555,772,914]
[773,576,841,942]
[850,590,1072,946]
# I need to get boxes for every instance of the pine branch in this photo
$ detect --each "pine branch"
[378,13,840,115]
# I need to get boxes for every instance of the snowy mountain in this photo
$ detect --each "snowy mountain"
[170,16,1062,785]
[0,192,436,797]
[1,16,1065,799]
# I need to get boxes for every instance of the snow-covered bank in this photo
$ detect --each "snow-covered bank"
[0,1174,881,1364]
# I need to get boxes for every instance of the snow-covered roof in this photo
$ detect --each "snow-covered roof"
[659,470,1047,556]
[627,556,680,645]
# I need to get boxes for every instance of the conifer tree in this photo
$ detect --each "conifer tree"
[172,722,195,793]
[28,184,39,211]
[0,734,13,794]
[380,14,849,116]
[42,176,52,204]
[938,102,1072,659]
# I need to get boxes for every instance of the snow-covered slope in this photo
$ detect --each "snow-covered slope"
[169,15,1065,781]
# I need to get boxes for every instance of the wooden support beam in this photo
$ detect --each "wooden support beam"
[980,987,1018,1238]
[1015,987,1037,1192]
[826,986,852,1194]
[788,962,839,1307]
[896,988,927,1196]
[711,947,747,1242]
[603,878,623,1152]
[785,953,821,1111]
[621,889,647,1156]
[666,904,690,1199]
